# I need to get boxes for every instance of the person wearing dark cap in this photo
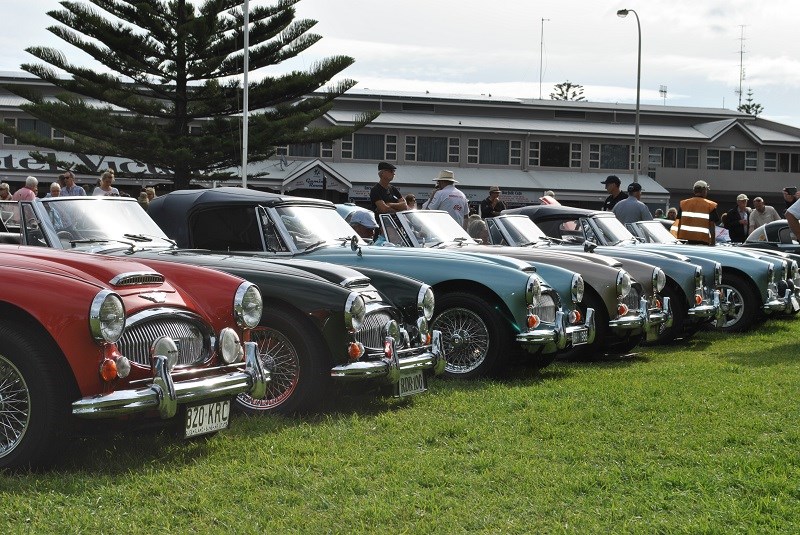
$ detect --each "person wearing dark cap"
[674,179,720,245]
[479,185,506,219]
[612,182,652,224]
[370,161,407,216]
[723,194,751,243]
[601,175,627,211]
[782,187,800,216]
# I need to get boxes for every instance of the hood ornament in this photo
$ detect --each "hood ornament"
[139,291,168,303]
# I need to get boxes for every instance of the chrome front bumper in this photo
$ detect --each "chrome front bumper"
[688,290,723,323]
[763,289,794,314]
[72,341,269,419]
[516,308,597,354]
[609,297,671,342]
[330,330,444,382]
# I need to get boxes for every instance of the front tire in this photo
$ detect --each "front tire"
[235,311,329,414]
[0,323,70,470]
[433,292,511,379]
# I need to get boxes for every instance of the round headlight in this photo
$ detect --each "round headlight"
[344,292,366,333]
[384,319,401,341]
[90,290,125,343]
[234,282,263,329]
[418,285,435,321]
[652,268,667,293]
[570,273,584,304]
[714,262,723,287]
[616,270,632,299]
[768,264,775,283]
[694,266,703,290]
[526,274,542,306]
[219,327,244,364]
[151,335,180,371]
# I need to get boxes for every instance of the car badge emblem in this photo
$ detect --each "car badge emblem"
[139,291,168,303]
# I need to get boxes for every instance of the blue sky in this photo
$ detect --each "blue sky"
[4,0,800,126]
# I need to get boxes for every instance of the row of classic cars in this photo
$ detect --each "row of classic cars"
[3,188,798,469]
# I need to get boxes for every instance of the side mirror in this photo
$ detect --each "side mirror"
[583,241,597,253]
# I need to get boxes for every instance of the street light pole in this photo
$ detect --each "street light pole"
[617,8,641,183]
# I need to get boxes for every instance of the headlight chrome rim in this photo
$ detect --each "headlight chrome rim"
[418,285,435,321]
[234,282,263,329]
[526,274,542,307]
[89,290,125,343]
[616,270,632,299]
[570,273,585,304]
[218,327,244,364]
[344,292,366,333]
[714,263,723,287]
[652,268,667,293]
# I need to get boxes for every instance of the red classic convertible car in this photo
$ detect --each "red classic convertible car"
[0,245,268,469]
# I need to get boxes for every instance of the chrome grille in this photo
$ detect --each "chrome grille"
[118,317,210,367]
[622,286,641,311]
[533,293,557,323]
[354,311,393,350]
[110,272,165,286]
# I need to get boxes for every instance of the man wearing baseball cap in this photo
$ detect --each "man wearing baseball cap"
[600,175,628,211]
[369,161,407,217]
[479,185,506,219]
[612,182,653,224]
[723,193,751,243]
[674,180,720,245]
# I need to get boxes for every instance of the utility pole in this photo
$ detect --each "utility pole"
[539,18,549,99]
[736,25,747,107]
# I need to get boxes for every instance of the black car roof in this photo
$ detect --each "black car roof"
[504,205,601,218]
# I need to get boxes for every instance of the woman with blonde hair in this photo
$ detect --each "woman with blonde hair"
[92,169,119,196]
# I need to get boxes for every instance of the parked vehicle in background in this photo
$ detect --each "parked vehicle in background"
[743,219,800,260]
[145,188,571,379]
[510,205,792,332]
[482,213,722,343]
[0,245,267,469]
[1,197,443,413]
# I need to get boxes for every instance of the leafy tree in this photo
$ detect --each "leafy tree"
[738,88,764,117]
[550,80,585,101]
[0,0,375,189]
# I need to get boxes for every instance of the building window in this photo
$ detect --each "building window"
[341,134,353,159]
[764,152,800,172]
[707,148,758,171]
[467,138,479,164]
[288,143,320,157]
[448,137,460,164]
[405,136,416,161]
[4,117,54,145]
[479,139,510,165]
[321,141,333,158]
[540,141,571,167]
[588,143,629,169]
[655,147,699,169]
[570,143,582,168]
[353,133,386,160]
[417,136,448,162]
[528,141,540,166]
[3,118,16,144]
[510,140,521,166]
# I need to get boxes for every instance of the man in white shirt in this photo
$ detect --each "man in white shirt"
[748,197,781,233]
[422,170,469,227]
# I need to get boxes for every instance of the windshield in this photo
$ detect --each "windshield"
[39,197,172,246]
[403,210,476,247]
[592,214,637,245]
[632,220,681,244]
[497,216,549,245]
[272,204,363,251]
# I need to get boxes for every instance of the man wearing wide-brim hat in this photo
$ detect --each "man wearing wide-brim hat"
[674,179,720,245]
[422,169,469,227]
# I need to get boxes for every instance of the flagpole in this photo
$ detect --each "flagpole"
[241,0,249,188]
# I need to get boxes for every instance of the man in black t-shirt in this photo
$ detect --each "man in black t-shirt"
[370,161,407,217]
[601,175,628,211]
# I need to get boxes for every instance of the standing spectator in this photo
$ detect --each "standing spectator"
[479,185,506,219]
[0,182,11,201]
[654,208,664,218]
[543,189,556,199]
[60,171,86,196]
[11,176,38,201]
[675,180,720,245]
[422,169,469,226]
[601,175,628,211]
[466,213,490,242]
[93,169,119,196]
[45,182,61,197]
[786,197,800,240]
[612,182,653,224]
[137,191,150,211]
[404,193,417,210]
[749,197,781,233]
[369,161,406,217]
[782,187,799,215]
[723,193,751,243]
[145,186,157,201]
[666,206,678,220]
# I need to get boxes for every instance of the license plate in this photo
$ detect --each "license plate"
[396,370,426,397]
[185,399,230,438]
[571,328,589,346]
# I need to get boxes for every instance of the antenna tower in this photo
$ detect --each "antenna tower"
[736,25,747,107]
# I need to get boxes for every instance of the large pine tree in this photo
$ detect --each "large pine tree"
[1,0,375,189]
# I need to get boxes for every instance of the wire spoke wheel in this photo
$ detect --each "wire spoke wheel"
[434,307,491,374]
[237,327,300,411]
[0,355,31,460]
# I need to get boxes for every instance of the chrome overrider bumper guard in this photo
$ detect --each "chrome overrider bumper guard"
[763,288,794,315]
[72,341,269,419]
[330,329,444,382]
[516,308,597,354]
[609,297,671,341]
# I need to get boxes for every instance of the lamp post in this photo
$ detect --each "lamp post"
[617,8,640,183]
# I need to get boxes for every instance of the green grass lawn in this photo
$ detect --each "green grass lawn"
[2,318,800,534]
